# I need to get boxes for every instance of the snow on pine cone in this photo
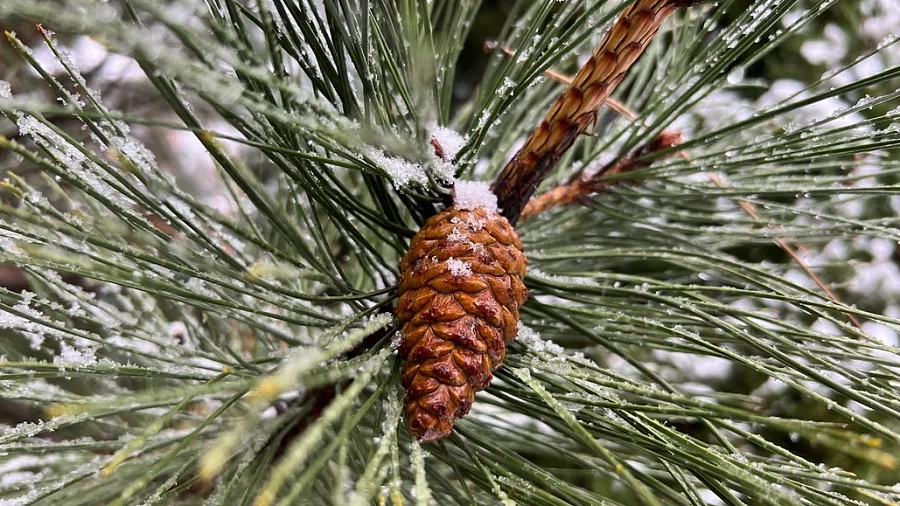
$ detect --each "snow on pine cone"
[396,182,527,442]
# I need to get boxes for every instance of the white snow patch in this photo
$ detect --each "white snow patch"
[429,125,467,161]
[365,147,426,188]
[518,327,560,355]
[751,377,790,398]
[447,227,467,243]
[810,318,841,336]
[446,221,486,255]
[851,262,900,299]
[497,76,516,97]
[861,321,899,346]
[168,321,188,342]
[107,334,161,354]
[54,342,98,367]
[800,24,847,66]
[429,157,456,183]
[446,258,472,277]
[866,238,895,262]
[861,0,900,41]
[451,215,486,232]
[453,180,497,213]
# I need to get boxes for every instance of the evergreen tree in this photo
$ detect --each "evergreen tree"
[1,0,899,505]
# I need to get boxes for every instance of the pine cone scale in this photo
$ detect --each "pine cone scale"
[418,355,468,386]
[406,331,455,361]
[410,293,468,324]
[428,272,489,294]
[500,307,519,342]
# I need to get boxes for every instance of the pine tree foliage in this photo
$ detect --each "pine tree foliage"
[0,0,899,505]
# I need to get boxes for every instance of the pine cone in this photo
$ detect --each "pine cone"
[396,205,527,442]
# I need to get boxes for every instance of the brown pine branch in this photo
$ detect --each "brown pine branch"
[486,43,638,121]
[486,43,682,220]
[520,130,683,220]
[490,0,702,224]
[494,28,859,329]
[0,264,30,291]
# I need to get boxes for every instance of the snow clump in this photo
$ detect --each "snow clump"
[429,125,467,161]
[453,180,498,214]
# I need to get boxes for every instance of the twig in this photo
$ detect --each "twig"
[485,43,681,221]
[520,130,682,220]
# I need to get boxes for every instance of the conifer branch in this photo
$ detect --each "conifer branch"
[1,0,899,504]
[491,0,703,223]
[505,39,865,328]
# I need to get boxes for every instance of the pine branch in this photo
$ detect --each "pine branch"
[491,0,704,223]
[0,0,899,505]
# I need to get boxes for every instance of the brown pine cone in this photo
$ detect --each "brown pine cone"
[396,204,527,442]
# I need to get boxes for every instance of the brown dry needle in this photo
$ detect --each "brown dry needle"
[492,0,702,224]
